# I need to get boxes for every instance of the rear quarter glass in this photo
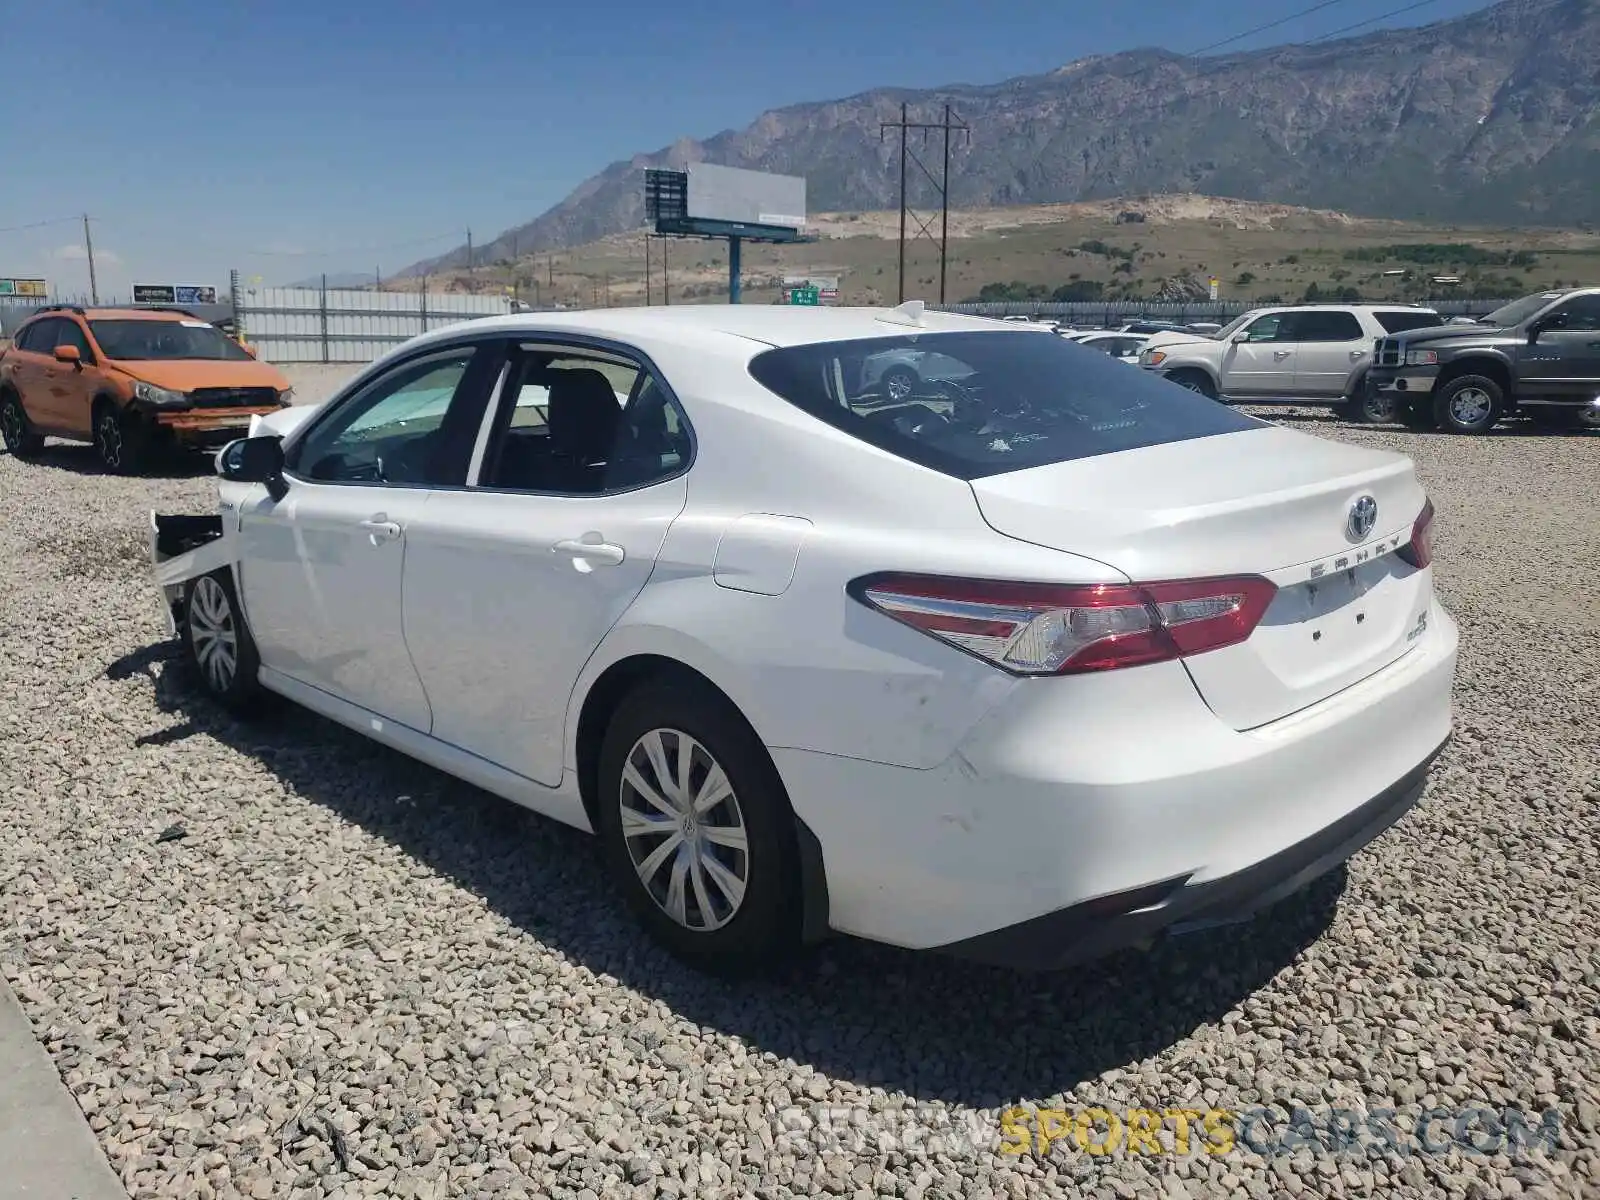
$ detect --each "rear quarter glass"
[748,331,1262,481]
[1375,312,1446,334]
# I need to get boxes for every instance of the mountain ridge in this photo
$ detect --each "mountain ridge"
[401,0,1600,277]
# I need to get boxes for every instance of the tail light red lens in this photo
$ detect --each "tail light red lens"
[1397,498,1435,569]
[850,572,1278,675]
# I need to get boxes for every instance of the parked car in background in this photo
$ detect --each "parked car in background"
[1366,288,1600,433]
[859,345,975,400]
[151,303,1455,975]
[1070,331,1151,363]
[1138,304,1444,421]
[0,305,292,473]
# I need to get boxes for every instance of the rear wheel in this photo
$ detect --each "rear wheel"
[93,402,152,474]
[1432,375,1503,435]
[1343,378,1397,424]
[181,570,263,714]
[0,391,44,457]
[596,678,801,975]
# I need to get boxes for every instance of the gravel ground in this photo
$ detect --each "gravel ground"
[1,412,1596,1200]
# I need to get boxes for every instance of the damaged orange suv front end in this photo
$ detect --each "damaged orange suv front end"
[0,305,292,474]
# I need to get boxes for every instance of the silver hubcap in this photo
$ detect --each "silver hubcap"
[1178,378,1205,394]
[96,413,123,468]
[189,577,239,692]
[886,373,913,401]
[1449,387,1492,426]
[619,728,749,932]
[1,403,21,447]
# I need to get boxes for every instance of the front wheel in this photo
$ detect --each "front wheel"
[596,678,801,975]
[1432,376,1504,435]
[0,392,44,457]
[181,570,263,714]
[94,404,152,474]
[1167,370,1218,400]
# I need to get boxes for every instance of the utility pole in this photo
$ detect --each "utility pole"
[662,239,670,306]
[82,214,99,305]
[466,228,473,275]
[879,104,969,304]
[645,235,652,305]
[375,266,382,289]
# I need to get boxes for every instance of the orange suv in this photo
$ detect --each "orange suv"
[0,305,293,474]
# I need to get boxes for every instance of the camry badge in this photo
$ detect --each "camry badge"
[1347,495,1378,542]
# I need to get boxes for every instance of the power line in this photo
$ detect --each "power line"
[0,215,81,235]
[1186,0,1355,56]
[1310,0,1440,42]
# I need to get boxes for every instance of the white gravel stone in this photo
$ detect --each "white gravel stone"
[1,415,1596,1199]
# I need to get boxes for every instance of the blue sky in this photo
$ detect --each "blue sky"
[2,0,1495,297]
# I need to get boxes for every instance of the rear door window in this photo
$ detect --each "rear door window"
[1375,310,1444,334]
[1288,311,1364,342]
[748,330,1261,481]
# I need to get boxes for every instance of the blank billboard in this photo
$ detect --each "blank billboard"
[686,164,806,229]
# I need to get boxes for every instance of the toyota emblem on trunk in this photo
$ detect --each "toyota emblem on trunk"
[1347,495,1378,541]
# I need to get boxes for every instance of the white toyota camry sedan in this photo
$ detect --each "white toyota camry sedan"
[151,302,1458,974]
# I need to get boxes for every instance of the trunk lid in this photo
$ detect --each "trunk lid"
[969,426,1433,729]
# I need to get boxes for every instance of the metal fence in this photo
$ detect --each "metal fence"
[933,298,1513,323]
[231,274,512,363]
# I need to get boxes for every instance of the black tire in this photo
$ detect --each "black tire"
[93,401,152,475]
[880,365,919,402]
[180,569,263,715]
[1432,375,1504,435]
[0,390,44,457]
[1167,369,1219,400]
[596,677,801,975]
[1344,376,1396,424]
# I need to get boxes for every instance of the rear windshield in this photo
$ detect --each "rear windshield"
[1375,310,1444,334]
[747,330,1260,480]
[89,319,250,361]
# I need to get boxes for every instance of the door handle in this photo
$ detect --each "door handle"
[1272,350,1292,359]
[1350,349,1367,359]
[359,516,402,544]
[554,536,625,568]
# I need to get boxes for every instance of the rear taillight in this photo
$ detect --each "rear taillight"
[1397,498,1435,569]
[850,573,1278,675]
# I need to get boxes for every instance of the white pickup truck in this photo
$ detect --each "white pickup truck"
[1137,304,1445,422]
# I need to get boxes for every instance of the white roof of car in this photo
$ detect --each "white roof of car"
[428,304,1032,352]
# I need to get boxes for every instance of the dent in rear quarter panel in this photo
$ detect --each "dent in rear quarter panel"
[577,508,1019,771]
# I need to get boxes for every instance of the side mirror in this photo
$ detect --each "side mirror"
[239,341,258,358]
[53,344,82,365]
[1527,318,1549,343]
[218,435,287,500]
[1231,331,1251,344]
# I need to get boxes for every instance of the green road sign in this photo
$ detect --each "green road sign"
[789,287,819,305]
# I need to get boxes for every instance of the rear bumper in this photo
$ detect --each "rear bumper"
[938,742,1442,969]
[774,598,1458,958]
